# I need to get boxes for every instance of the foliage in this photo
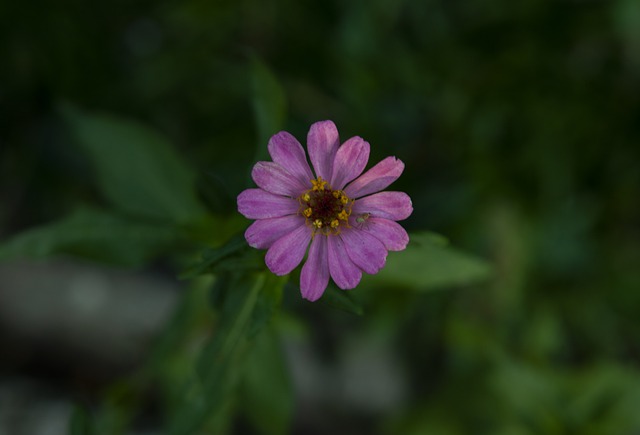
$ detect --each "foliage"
[1,0,639,434]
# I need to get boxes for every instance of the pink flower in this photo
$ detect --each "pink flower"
[237,121,412,301]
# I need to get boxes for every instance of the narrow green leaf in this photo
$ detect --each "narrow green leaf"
[365,232,492,290]
[241,327,293,435]
[168,275,261,435]
[250,57,286,163]
[0,208,179,266]
[320,284,364,315]
[247,273,287,337]
[168,271,286,435]
[209,271,232,309]
[60,103,207,224]
[178,234,262,279]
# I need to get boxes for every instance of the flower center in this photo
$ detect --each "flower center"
[298,176,353,236]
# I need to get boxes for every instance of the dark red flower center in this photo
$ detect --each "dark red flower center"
[298,177,353,235]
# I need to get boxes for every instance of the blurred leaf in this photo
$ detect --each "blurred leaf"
[93,380,142,435]
[0,207,179,266]
[385,404,464,435]
[366,232,492,290]
[69,405,94,435]
[241,327,293,435]
[168,272,287,435]
[150,278,215,372]
[320,284,364,315]
[60,103,207,223]
[208,271,232,309]
[251,57,286,163]
[249,273,285,337]
[566,364,640,433]
[614,0,640,70]
[196,171,236,215]
[490,359,562,433]
[179,234,262,279]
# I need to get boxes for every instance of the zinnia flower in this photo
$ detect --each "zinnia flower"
[237,121,412,301]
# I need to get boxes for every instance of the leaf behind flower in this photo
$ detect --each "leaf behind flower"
[0,207,180,267]
[366,231,492,291]
[60,103,207,224]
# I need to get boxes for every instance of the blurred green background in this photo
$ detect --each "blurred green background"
[1,0,640,434]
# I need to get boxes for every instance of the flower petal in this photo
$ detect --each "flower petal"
[245,215,306,249]
[327,235,362,289]
[340,228,387,275]
[356,217,409,251]
[330,136,370,190]
[237,188,299,219]
[307,120,340,181]
[268,131,314,186]
[251,161,306,197]
[344,156,405,199]
[352,191,413,221]
[265,224,311,275]
[300,235,330,301]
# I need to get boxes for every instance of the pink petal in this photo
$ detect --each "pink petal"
[344,156,405,199]
[307,120,340,181]
[265,224,311,275]
[330,136,370,190]
[237,188,299,219]
[327,235,362,289]
[300,235,330,301]
[268,131,314,187]
[352,191,413,221]
[355,217,409,251]
[340,228,387,275]
[245,215,306,249]
[251,161,306,197]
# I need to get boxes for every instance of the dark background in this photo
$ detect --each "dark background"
[1,0,640,434]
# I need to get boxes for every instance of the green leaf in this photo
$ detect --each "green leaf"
[490,359,561,433]
[320,284,364,315]
[241,327,293,435]
[60,103,207,224]
[365,232,492,290]
[93,380,142,435]
[179,234,263,279]
[0,208,180,266]
[566,364,640,432]
[247,273,286,337]
[196,171,236,215]
[69,405,94,435]
[250,57,287,163]
[168,272,287,435]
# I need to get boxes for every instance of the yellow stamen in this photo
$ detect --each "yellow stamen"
[298,180,355,236]
[311,177,327,191]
